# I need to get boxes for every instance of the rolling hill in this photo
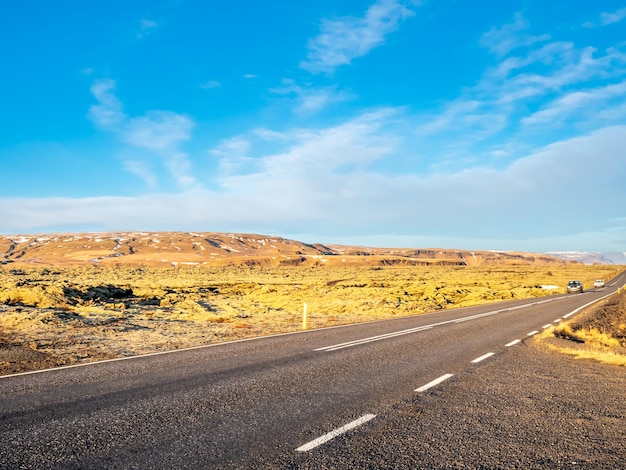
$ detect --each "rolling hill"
[0,232,578,267]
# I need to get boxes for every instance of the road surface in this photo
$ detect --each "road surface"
[2,271,626,468]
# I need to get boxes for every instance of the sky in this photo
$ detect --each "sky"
[1,0,625,253]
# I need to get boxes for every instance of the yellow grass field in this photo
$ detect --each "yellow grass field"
[0,264,623,374]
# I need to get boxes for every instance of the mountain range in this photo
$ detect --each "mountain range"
[546,251,626,265]
[0,232,582,268]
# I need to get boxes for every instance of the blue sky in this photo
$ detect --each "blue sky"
[1,0,625,253]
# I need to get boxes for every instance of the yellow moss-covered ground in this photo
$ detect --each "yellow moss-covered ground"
[0,264,622,375]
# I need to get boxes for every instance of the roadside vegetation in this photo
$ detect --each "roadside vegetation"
[537,288,626,366]
[0,264,623,374]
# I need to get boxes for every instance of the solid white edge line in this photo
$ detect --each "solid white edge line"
[563,290,617,319]
[295,414,376,452]
[0,321,363,380]
[471,352,495,363]
[317,305,520,352]
[315,287,622,353]
[415,373,454,392]
[323,326,434,351]
[527,330,539,336]
[316,326,433,351]
[505,339,521,347]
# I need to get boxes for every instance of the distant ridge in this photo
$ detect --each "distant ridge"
[0,232,578,267]
[547,251,626,265]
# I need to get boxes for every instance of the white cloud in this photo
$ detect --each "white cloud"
[416,100,481,136]
[2,124,625,252]
[490,42,575,79]
[253,128,289,142]
[522,81,626,126]
[209,137,256,175]
[415,18,626,162]
[124,111,194,151]
[87,80,197,189]
[600,7,626,25]
[491,45,626,106]
[209,137,251,159]
[123,160,158,188]
[270,79,354,113]
[480,13,550,56]
[88,79,126,130]
[212,109,398,189]
[301,0,416,74]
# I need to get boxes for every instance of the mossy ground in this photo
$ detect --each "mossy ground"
[1,264,622,375]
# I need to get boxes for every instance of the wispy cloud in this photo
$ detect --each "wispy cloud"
[209,137,256,175]
[583,7,626,27]
[270,79,354,113]
[88,79,196,188]
[492,45,624,104]
[301,0,417,74]
[3,122,625,251]
[88,79,126,130]
[137,19,158,38]
[600,7,626,25]
[123,160,158,188]
[479,13,550,56]
[415,13,626,163]
[211,109,398,187]
[522,81,626,126]
[200,80,221,89]
[124,111,194,151]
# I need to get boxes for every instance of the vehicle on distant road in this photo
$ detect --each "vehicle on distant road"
[594,279,605,288]
[566,280,584,293]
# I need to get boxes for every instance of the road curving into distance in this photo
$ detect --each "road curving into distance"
[2,270,626,468]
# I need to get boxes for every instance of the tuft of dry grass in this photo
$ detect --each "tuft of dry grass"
[537,290,626,366]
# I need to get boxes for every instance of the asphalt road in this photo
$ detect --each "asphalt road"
[2,271,626,469]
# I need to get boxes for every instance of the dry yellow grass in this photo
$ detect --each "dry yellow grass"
[537,289,626,366]
[0,263,623,374]
[537,330,626,366]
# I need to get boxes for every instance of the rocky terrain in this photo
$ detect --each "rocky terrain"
[0,232,577,267]
[1,261,621,376]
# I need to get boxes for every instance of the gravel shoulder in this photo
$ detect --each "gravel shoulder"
[281,292,626,469]
[284,337,626,469]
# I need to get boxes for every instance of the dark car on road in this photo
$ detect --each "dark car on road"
[566,280,583,294]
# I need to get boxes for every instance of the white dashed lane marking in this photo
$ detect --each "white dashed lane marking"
[415,373,454,392]
[295,414,376,452]
[505,339,521,347]
[471,352,495,363]
[527,330,539,336]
